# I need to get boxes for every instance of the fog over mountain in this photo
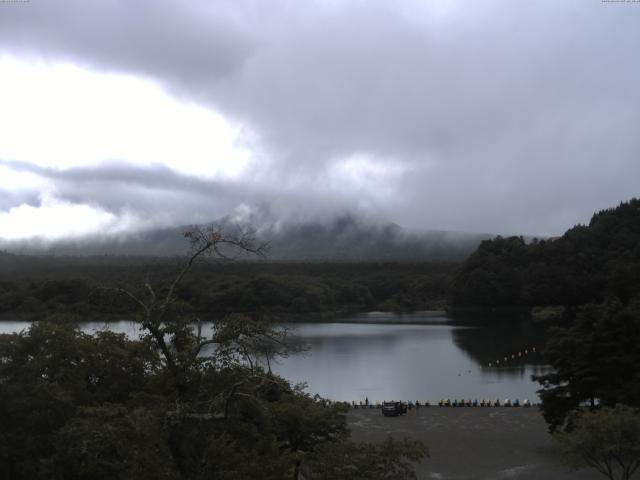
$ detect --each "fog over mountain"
[0,213,489,262]
[1,1,639,242]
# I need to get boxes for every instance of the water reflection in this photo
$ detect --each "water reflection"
[274,322,479,402]
[272,313,551,402]
[0,312,551,402]
[449,311,548,368]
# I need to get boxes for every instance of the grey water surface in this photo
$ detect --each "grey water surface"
[0,311,549,403]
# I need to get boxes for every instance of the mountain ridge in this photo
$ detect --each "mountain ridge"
[0,214,491,262]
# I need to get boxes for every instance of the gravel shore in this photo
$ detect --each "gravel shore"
[348,407,602,480]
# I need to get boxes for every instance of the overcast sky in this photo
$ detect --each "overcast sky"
[0,0,639,240]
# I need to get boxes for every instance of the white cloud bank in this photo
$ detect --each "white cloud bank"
[0,193,122,240]
[0,57,251,179]
[0,0,639,240]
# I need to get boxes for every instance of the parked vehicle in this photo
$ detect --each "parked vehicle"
[382,401,407,417]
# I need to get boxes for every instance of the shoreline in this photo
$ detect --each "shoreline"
[347,408,600,480]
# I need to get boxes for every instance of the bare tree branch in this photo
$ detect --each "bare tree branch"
[114,223,267,377]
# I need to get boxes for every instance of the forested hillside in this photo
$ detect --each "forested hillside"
[450,199,640,430]
[0,232,427,479]
[0,214,486,262]
[450,199,640,307]
[0,259,453,319]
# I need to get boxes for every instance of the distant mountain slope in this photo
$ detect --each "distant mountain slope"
[258,215,488,261]
[450,198,640,307]
[1,214,489,262]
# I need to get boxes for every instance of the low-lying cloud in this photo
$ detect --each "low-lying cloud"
[0,159,390,239]
[0,0,639,238]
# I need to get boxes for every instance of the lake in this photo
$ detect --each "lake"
[0,311,550,403]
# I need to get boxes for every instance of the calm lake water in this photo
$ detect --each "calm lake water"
[0,311,550,403]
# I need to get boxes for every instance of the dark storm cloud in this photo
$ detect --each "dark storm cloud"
[1,0,639,235]
[0,0,254,84]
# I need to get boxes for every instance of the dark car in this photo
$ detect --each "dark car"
[382,401,407,417]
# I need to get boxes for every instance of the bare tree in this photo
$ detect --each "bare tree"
[117,224,267,376]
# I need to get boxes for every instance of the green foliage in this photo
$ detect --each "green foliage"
[53,404,178,480]
[530,305,565,322]
[535,298,640,431]
[451,198,640,307]
[0,323,160,479]
[0,262,454,319]
[0,229,426,479]
[301,437,428,479]
[447,199,640,435]
[555,405,640,480]
[0,321,354,480]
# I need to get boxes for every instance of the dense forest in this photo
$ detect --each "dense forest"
[0,258,454,319]
[0,227,428,479]
[450,198,640,308]
[449,199,640,432]
[3,198,640,441]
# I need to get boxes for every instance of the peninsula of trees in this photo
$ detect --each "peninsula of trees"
[450,198,640,308]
